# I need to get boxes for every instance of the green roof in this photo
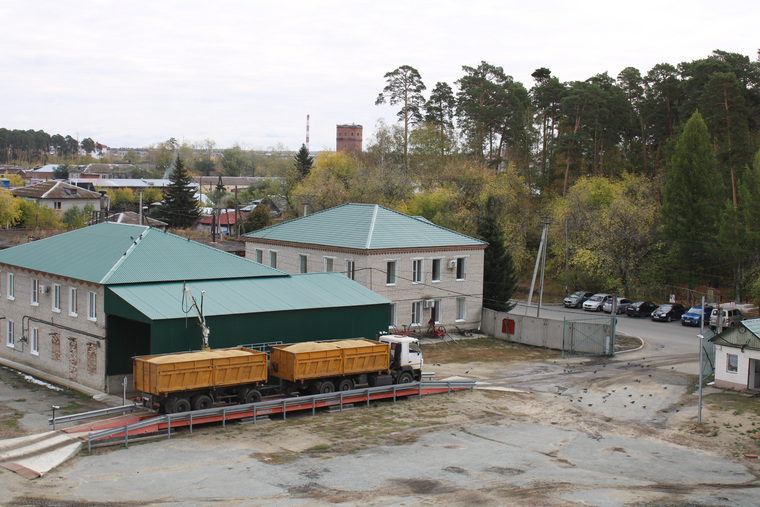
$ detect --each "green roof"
[107,272,389,320]
[0,222,285,285]
[710,319,760,351]
[244,203,486,250]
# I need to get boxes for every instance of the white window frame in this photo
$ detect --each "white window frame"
[456,297,466,321]
[31,327,39,355]
[269,250,277,268]
[254,249,263,263]
[386,260,397,285]
[31,279,39,305]
[324,257,335,272]
[299,254,308,274]
[346,260,355,280]
[6,320,14,348]
[431,299,442,323]
[7,272,14,300]
[87,291,97,321]
[412,259,423,284]
[52,284,61,312]
[727,353,738,374]
[456,257,467,280]
[411,301,423,325]
[431,258,442,282]
[69,287,78,317]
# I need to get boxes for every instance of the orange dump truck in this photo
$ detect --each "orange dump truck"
[269,336,422,394]
[134,347,268,413]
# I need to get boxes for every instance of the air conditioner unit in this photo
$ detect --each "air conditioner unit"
[39,285,49,294]
[423,299,435,308]
[447,259,457,269]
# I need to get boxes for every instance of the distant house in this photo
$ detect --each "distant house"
[243,203,487,331]
[13,180,108,213]
[106,211,168,230]
[196,210,248,235]
[22,165,59,182]
[710,319,760,392]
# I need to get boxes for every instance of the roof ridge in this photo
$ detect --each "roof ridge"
[364,204,378,249]
[41,180,60,199]
[99,226,150,283]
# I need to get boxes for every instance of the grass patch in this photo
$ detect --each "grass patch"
[423,337,560,364]
[704,393,760,417]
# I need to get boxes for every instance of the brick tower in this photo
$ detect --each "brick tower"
[336,124,363,153]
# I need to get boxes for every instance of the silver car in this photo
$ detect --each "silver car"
[602,297,632,314]
[709,308,745,330]
[583,293,612,312]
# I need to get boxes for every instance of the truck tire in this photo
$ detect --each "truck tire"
[173,397,191,413]
[337,378,354,391]
[192,394,213,411]
[244,389,262,404]
[318,381,335,394]
[396,371,414,384]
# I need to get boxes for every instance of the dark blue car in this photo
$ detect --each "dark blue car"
[680,305,713,326]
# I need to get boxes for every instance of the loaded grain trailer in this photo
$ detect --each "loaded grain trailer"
[134,347,268,413]
[269,336,423,394]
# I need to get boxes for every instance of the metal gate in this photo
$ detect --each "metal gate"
[562,316,615,357]
[699,328,717,378]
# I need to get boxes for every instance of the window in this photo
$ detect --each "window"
[411,301,422,325]
[346,260,355,280]
[727,354,738,373]
[255,249,263,263]
[456,257,466,280]
[412,259,423,283]
[6,320,14,348]
[269,251,277,269]
[456,297,466,321]
[324,257,334,272]
[31,328,39,355]
[386,261,397,285]
[7,273,14,300]
[432,259,441,282]
[52,284,61,312]
[88,292,97,321]
[389,303,396,329]
[31,279,39,305]
[53,201,62,210]
[431,299,442,323]
[69,287,78,316]
[299,254,308,274]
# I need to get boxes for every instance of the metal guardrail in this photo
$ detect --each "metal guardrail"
[85,380,475,451]
[49,403,140,430]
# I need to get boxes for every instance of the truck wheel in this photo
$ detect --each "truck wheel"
[396,371,414,384]
[192,394,213,411]
[337,378,354,391]
[173,397,191,413]
[318,381,335,394]
[244,389,262,404]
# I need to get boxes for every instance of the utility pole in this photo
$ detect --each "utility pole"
[528,219,550,318]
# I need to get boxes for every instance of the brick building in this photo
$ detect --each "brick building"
[336,124,363,153]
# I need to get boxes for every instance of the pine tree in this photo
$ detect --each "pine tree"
[661,111,725,287]
[477,195,517,312]
[294,144,313,179]
[157,156,200,228]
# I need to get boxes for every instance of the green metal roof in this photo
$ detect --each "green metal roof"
[710,319,760,351]
[0,222,286,284]
[244,203,486,250]
[106,272,390,320]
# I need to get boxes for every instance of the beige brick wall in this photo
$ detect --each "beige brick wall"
[0,266,107,391]
[245,241,484,331]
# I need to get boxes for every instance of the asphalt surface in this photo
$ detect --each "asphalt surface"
[1,310,759,506]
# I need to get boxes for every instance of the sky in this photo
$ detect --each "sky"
[2,1,758,152]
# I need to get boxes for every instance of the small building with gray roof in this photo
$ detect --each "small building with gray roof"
[710,319,760,392]
[0,222,390,393]
[243,203,487,332]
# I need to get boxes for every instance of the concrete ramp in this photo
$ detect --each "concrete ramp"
[0,430,83,479]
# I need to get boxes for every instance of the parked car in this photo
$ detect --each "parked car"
[709,308,745,330]
[602,297,632,314]
[583,293,612,312]
[564,291,594,308]
[626,301,657,317]
[651,303,686,322]
[680,305,713,327]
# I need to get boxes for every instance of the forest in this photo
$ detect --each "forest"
[2,49,759,304]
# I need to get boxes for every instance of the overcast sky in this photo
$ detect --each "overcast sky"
[2,1,757,152]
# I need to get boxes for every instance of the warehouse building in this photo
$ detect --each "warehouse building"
[0,222,390,393]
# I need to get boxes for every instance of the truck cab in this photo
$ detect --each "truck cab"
[379,334,423,381]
